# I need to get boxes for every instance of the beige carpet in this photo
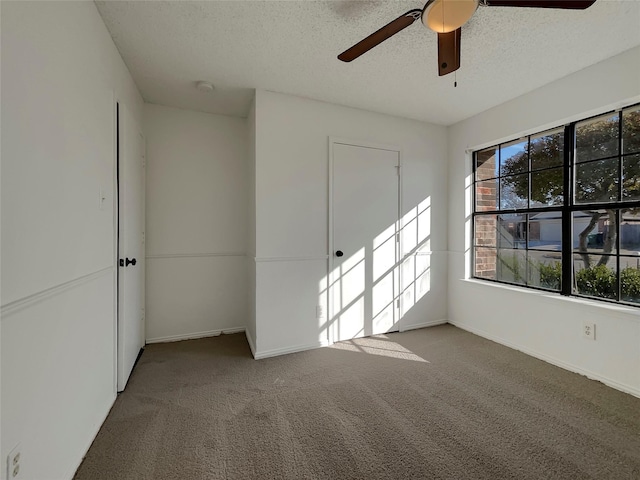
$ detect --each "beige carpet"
[74,325,640,480]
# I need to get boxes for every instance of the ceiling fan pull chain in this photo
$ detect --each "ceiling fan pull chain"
[454,71,457,88]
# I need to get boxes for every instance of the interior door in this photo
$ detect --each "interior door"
[117,103,145,392]
[331,142,400,343]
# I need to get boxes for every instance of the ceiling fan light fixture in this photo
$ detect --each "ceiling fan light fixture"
[422,0,479,33]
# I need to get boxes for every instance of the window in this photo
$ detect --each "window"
[472,104,640,306]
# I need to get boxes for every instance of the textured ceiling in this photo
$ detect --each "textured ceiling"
[96,0,640,126]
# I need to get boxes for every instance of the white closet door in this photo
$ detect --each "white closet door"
[331,142,400,343]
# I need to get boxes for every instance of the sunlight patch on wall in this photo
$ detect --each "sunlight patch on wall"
[319,197,432,343]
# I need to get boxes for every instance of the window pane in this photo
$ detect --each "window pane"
[497,214,526,249]
[476,147,498,180]
[622,106,640,155]
[575,113,619,163]
[475,214,527,248]
[621,257,640,304]
[528,212,562,251]
[531,167,563,207]
[620,214,640,303]
[573,255,617,300]
[621,210,640,253]
[528,250,561,291]
[500,174,528,209]
[572,210,617,300]
[622,154,640,201]
[572,210,618,252]
[474,247,497,280]
[474,215,497,247]
[500,138,528,176]
[475,179,498,212]
[574,158,618,204]
[530,129,564,170]
[497,249,526,285]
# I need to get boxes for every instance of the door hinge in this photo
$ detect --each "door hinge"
[395,165,401,176]
[396,298,400,308]
[396,233,400,243]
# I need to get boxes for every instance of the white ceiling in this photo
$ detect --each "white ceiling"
[96,0,640,126]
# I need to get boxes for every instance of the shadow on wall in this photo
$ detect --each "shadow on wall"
[318,197,432,343]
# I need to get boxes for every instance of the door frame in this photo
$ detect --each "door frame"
[327,137,403,345]
[112,96,119,394]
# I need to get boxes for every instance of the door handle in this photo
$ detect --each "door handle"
[125,257,137,267]
[335,250,344,257]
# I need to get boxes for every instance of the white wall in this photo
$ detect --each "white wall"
[253,90,448,357]
[1,2,143,479]
[144,104,248,342]
[448,46,640,397]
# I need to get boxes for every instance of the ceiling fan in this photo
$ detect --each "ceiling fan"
[337,0,596,76]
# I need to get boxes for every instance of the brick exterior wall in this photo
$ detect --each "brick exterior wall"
[475,151,498,278]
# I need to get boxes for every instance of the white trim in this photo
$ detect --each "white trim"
[460,278,640,322]
[146,252,245,259]
[146,327,245,344]
[253,340,330,360]
[65,393,117,480]
[245,329,257,358]
[330,136,403,153]
[400,318,448,332]
[328,136,335,345]
[140,129,147,367]
[113,94,120,396]
[397,142,405,333]
[1,267,114,318]
[449,320,640,399]
[254,255,328,263]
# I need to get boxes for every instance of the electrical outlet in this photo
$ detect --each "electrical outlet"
[583,321,596,340]
[316,305,324,319]
[7,444,22,479]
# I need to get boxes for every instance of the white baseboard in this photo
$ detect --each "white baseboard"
[245,329,257,358]
[254,340,330,360]
[66,393,117,480]
[449,320,640,399]
[146,326,245,344]
[400,318,448,332]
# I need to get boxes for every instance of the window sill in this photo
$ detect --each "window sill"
[460,278,640,320]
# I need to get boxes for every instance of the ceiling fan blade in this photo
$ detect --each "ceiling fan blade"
[483,0,596,9]
[338,9,422,62]
[438,28,461,76]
